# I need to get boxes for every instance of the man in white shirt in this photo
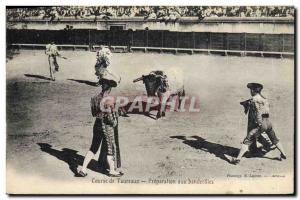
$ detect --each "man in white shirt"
[45,42,67,81]
[95,45,112,84]
[45,42,60,81]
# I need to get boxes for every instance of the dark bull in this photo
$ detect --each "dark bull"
[133,70,185,119]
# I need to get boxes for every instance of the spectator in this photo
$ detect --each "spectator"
[6,6,295,21]
[146,11,157,20]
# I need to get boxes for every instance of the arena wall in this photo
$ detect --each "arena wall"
[6,18,294,55]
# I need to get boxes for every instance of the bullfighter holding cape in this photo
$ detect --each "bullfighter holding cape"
[78,71,123,177]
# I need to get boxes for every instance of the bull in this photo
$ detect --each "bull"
[133,70,185,119]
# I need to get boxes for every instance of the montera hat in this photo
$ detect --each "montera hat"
[247,82,263,91]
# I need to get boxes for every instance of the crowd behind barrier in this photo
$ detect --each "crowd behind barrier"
[7,6,295,22]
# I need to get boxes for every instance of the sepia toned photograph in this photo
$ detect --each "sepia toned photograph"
[6,5,295,195]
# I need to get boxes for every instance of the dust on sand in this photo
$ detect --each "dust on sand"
[7,50,294,184]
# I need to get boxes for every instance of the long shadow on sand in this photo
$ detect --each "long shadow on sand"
[68,79,99,87]
[37,143,105,177]
[170,135,269,164]
[24,74,52,81]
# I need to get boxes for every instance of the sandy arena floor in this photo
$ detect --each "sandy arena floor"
[6,50,294,194]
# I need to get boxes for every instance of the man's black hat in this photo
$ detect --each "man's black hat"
[99,78,117,88]
[247,82,263,91]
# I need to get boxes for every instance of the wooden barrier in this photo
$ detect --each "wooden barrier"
[8,43,294,58]
[7,29,294,56]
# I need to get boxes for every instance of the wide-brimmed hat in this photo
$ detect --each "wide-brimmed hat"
[247,82,263,91]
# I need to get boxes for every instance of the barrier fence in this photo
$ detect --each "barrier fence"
[7,29,294,55]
